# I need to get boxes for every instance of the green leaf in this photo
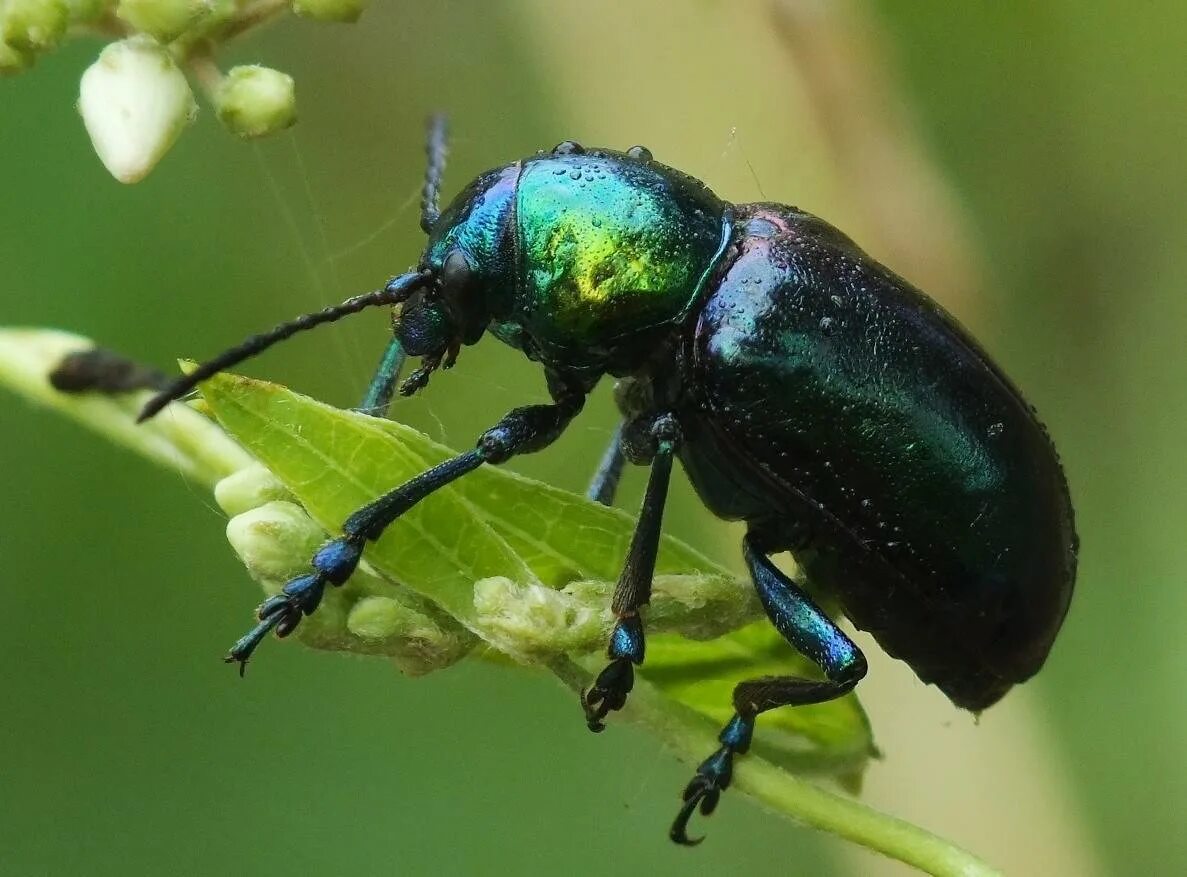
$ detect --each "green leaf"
[200,372,536,631]
[199,371,874,778]
[645,624,874,786]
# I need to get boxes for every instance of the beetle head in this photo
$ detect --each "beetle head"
[393,248,491,393]
[396,162,520,393]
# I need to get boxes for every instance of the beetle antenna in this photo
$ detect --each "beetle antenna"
[137,270,431,422]
[419,113,449,233]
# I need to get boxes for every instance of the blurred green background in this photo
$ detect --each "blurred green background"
[3,2,1184,874]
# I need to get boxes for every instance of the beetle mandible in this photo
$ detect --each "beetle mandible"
[139,116,1078,844]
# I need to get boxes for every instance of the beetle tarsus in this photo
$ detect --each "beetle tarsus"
[224,536,361,671]
[581,657,635,732]
[225,606,287,675]
[670,745,735,846]
[670,712,752,844]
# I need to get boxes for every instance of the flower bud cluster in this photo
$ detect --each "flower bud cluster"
[216,464,475,677]
[1,0,369,181]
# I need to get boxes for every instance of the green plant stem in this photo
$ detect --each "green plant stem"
[735,759,999,877]
[66,0,296,64]
[185,50,225,100]
[550,657,1001,877]
[0,329,252,485]
[216,0,292,43]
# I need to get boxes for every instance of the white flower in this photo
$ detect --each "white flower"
[77,36,197,183]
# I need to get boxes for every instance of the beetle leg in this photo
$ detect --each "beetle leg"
[670,531,868,845]
[585,421,626,506]
[582,413,680,731]
[355,337,406,418]
[226,391,585,673]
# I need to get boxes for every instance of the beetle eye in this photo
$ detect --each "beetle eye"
[438,248,487,344]
[441,248,474,293]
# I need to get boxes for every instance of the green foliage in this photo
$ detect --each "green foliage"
[198,370,875,778]
[0,329,1002,875]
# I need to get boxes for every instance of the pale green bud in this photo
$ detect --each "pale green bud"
[1,0,68,53]
[346,596,406,640]
[473,573,762,660]
[292,0,367,24]
[116,0,208,43]
[213,462,294,517]
[225,500,324,582]
[215,65,296,139]
[473,576,609,659]
[347,596,473,677]
[223,495,473,674]
[77,36,197,183]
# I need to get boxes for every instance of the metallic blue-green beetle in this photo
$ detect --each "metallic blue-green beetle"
[140,118,1078,844]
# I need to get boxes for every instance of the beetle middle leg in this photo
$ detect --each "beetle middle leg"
[670,529,867,845]
[581,412,679,730]
[226,389,585,672]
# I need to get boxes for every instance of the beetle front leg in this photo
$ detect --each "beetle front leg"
[227,390,584,672]
[670,530,867,844]
[581,413,679,731]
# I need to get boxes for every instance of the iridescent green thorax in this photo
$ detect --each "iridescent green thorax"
[425,164,519,284]
[510,153,726,367]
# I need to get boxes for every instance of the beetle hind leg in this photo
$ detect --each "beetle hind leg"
[670,531,867,845]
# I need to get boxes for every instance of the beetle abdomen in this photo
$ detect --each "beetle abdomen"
[682,204,1077,710]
